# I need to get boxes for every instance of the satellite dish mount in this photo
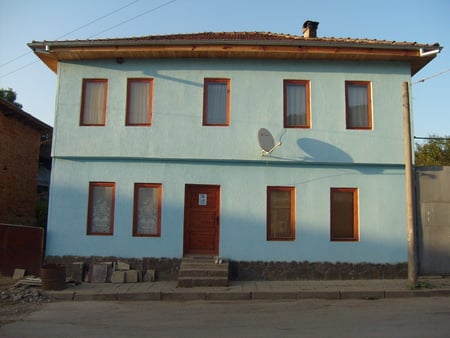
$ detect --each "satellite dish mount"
[258,128,282,156]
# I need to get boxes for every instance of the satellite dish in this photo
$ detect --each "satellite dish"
[258,128,281,156]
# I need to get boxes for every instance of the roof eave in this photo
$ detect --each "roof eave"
[28,39,442,76]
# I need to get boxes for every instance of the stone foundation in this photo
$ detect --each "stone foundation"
[45,256,408,281]
[230,261,408,280]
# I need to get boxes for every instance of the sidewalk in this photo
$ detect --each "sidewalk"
[44,277,450,301]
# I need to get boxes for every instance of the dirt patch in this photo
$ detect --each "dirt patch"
[0,274,49,327]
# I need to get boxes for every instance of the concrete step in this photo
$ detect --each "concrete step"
[177,256,229,288]
[178,268,229,278]
[177,276,229,287]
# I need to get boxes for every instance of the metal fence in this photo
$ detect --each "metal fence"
[0,223,44,276]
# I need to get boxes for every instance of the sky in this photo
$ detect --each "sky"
[0,0,449,139]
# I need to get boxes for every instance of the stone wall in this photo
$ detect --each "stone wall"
[229,261,408,280]
[46,256,408,281]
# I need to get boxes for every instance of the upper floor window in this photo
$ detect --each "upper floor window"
[133,183,162,237]
[87,182,115,235]
[267,186,295,241]
[330,188,359,241]
[345,81,372,129]
[126,78,153,126]
[284,80,311,128]
[203,78,230,126]
[80,79,107,126]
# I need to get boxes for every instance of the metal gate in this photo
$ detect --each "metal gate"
[416,166,450,275]
[0,224,44,276]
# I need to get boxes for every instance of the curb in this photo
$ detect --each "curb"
[45,289,450,302]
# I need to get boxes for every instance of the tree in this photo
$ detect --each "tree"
[414,135,450,166]
[0,88,23,108]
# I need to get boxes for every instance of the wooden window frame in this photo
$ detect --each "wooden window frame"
[267,186,296,241]
[330,187,359,241]
[80,79,108,126]
[203,78,231,126]
[133,183,162,237]
[125,78,154,126]
[283,79,311,128]
[345,81,372,130]
[86,182,115,236]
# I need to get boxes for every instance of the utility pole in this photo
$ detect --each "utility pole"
[402,82,417,288]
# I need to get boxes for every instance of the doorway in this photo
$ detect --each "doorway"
[183,184,220,255]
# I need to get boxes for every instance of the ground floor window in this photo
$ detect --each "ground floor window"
[267,186,295,241]
[133,183,162,236]
[330,188,359,241]
[87,182,115,235]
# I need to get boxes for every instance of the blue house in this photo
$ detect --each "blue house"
[29,21,441,279]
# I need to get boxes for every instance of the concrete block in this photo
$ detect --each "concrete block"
[125,270,139,283]
[71,262,85,283]
[88,264,107,283]
[143,269,155,282]
[111,271,125,284]
[100,262,114,282]
[116,262,130,271]
[12,268,25,280]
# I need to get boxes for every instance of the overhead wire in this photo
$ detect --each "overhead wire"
[88,0,177,38]
[0,0,177,79]
[0,0,140,69]
[412,68,450,84]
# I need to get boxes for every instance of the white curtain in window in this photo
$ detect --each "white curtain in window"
[286,84,306,126]
[347,85,368,128]
[128,81,150,124]
[82,81,106,125]
[91,185,113,233]
[136,187,159,235]
[206,82,227,124]
[270,189,292,238]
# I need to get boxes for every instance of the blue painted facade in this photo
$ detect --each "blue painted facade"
[46,57,411,263]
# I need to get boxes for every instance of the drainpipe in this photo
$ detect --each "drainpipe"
[402,82,417,288]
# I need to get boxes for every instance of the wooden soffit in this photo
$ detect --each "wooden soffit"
[29,38,441,76]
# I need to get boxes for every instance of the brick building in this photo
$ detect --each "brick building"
[0,98,52,226]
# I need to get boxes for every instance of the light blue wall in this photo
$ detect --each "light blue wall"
[53,58,410,164]
[46,57,411,263]
[46,158,407,263]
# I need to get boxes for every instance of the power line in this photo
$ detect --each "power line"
[0,60,39,79]
[0,0,177,80]
[87,0,177,38]
[0,0,140,70]
[0,51,31,68]
[413,68,450,84]
[56,0,140,40]
[414,136,450,141]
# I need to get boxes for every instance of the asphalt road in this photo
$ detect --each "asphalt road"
[2,297,450,337]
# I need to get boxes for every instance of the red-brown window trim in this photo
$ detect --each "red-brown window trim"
[132,183,162,237]
[126,78,154,126]
[203,78,231,126]
[283,79,311,128]
[330,187,359,241]
[87,182,115,236]
[345,81,372,130]
[267,186,296,241]
[80,79,108,126]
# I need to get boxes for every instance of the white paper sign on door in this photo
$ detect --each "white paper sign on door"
[198,194,207,206]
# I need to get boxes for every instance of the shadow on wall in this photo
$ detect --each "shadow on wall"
[297,138,353,163]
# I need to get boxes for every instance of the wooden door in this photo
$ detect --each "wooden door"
[184,185,220,255]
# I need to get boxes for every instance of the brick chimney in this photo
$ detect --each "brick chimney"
[302,20,319,38]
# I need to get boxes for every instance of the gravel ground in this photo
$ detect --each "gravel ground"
[0,274,52,327]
